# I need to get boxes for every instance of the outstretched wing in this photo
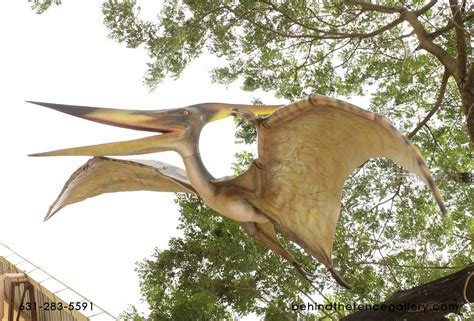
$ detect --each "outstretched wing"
[242,94,446,270]
[45,156,196,220]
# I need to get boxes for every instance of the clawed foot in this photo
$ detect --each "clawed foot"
[328,266,352,289]
[292,262,315,282]
[230,108,261,127]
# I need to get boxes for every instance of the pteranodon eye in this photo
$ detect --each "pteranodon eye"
[183,110,189,116]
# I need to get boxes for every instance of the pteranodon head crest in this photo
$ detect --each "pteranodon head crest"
[27,101,281,157]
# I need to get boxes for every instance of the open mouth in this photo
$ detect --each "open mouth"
[27,101,187,157]
[27,101,284,157]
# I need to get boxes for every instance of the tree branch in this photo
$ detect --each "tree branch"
[344,0,438,39]
[350,261,463,269]
[342,264,474,321]
[344,0,404,14]
[372,196,402,289]
[226,0,441,44]
[222,4,314,39]
[308,7,363,28]
[402,9,461,80]
[464,63,474,145]
[408,70,450,138]
[259,0,403,40]
[218,279,295,320]
[344,1,460,81]
[428,12,474,40]
[424,124,444,152]
[449,0,468,80]
[443,242,472,268]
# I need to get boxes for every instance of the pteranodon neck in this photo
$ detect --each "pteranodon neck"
[181,153,216,199]
[180,150,269,224]
[176,127,268,224]
[176,132,217,199]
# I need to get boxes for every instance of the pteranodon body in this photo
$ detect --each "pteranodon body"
[29,94,447,289]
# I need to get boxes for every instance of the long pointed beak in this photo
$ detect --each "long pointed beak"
[29,133,183,156]
[27,101,284,157]
[26,101,181,133]
[27,101,187,156]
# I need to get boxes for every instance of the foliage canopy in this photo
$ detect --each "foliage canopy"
[32,0,473,319]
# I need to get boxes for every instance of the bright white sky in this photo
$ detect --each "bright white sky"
[0,0,282,318]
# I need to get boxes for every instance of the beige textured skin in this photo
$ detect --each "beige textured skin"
[33,95,446,288]
[238,94,446,268]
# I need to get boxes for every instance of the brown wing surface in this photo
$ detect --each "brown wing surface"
[45,156,195,220]
[243,94,446,269]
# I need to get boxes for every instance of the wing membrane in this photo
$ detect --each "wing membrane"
[45,156,195,220]
[246,94,446,268]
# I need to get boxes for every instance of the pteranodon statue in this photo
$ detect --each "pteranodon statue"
[29,94,447,289]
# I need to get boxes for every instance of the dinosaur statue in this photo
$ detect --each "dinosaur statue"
[29,94,447,288]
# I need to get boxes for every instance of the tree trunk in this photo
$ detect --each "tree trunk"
[464,64,474,146]
[342,264,474,321]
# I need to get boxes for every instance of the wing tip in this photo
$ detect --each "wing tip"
[425,175,448,217]
[44,200,65,221]
[43,210,56,222]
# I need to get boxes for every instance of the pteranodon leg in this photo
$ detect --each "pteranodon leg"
[242,221,313,281]
[328,266,352,289]
[243,221,352,289]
